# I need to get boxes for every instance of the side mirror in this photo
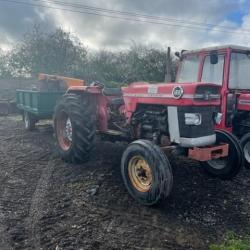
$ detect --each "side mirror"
[210,51,218,64]
[175,52,180,58]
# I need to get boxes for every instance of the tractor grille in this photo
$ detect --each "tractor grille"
[178,106,215,138]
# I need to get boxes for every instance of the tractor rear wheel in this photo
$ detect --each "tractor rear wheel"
[23,111,36,131]
[201,130,243,180]
[121,140,173,206]
[240,133,250,169]
[54,94,96,163]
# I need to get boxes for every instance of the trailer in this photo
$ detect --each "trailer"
[16,74,84,130]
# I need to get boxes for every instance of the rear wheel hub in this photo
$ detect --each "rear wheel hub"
[65,118,72,142]
[57,112,73,151]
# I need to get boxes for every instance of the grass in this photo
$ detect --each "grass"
[210,234,250,250]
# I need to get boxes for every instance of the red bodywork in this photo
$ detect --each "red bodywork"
[122,82,219,120]
[67,82,220,132]
[67,75,230,161]
[188,143,229,161]
[237,93,250,111]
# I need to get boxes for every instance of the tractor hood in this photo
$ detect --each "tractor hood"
[122,82,221,107]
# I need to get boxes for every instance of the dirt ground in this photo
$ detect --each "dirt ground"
[0,115,249,250]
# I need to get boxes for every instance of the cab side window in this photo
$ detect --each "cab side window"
[229,53,250,89]
[201,55,225,85]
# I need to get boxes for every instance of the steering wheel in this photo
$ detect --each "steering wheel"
[90,81,105,88]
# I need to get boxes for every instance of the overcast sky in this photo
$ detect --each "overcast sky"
[0,0,250,51]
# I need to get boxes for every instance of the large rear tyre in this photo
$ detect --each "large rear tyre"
[240,133,250,169]
[201,130,243,180]
[121,140,173,206]
[23,111,36,131]
[54,94,96,163]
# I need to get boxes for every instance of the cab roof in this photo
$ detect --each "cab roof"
[182,44,250,55]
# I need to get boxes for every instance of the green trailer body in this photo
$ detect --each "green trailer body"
[16,90,64,119]
[15,74,84,130]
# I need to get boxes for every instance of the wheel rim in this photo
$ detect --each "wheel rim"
[56,111,73,151]
[207,158,227,170]
[128,155,152,192]
[243,141,250,164]
[24,112,29,128]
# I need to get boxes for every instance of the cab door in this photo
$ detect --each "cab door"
[200,52,231,131]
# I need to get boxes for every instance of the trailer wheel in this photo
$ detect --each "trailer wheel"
[54,94,96,163]
[121,140,173,206]
[240,133,250,169]
[23,111,36,131]
[201,130,243,180]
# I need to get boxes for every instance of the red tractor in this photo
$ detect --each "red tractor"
[176,45,250,169]
[53,80,243,205]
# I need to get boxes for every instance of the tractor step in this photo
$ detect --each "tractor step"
[100,129,125,136]
[104,129,124,136]
[98,129,128,142]
[188,143,229,162]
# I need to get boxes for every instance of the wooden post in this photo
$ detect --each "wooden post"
[165,47,172,82]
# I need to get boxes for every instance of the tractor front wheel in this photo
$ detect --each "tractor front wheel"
[121,140,173,206]
[54,94,96,163]
[201,130,243,180]
[240,133,250,169]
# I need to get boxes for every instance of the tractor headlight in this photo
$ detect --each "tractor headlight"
[185,113,202,126]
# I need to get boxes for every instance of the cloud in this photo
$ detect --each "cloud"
[0,0,249,51]
[0,0,57,49]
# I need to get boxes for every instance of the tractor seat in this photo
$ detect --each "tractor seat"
[102,87,122,96]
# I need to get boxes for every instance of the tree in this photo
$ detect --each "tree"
[85,45,177,85]
[0,49,12,79]
[8,25,88,77]
[0,25,178,84]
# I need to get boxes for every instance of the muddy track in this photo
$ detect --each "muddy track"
[24,160,55,249]
[0,116,250,250]
[0,117,55,249]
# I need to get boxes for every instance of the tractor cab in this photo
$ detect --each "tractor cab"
[176,45,250,169]
[176,45,250,131]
